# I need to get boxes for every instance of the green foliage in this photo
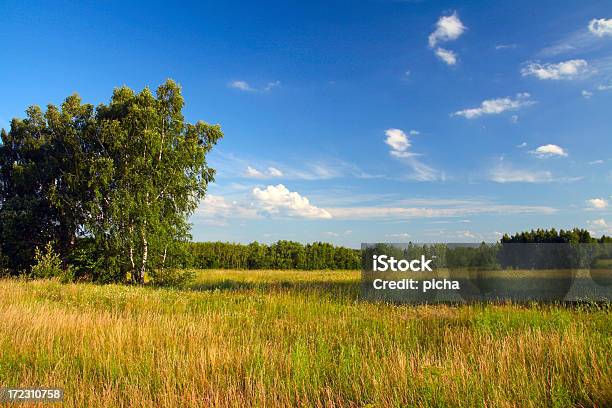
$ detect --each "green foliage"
[0,80,222,282]
[500,228,594,243]
[30,242,74,283]
[187,241,361,270]
[148,268,195,288]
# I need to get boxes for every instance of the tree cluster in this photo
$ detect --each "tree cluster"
[0,80,222,283]
[186,241,361,270]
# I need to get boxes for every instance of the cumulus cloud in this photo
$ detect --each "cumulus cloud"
[587,198,608,209]
[582,90,593,98]
[252,184,332,219]
[530,144,568,158]
[434,47,458,65]
[453,93,534,119]
[521,59,589,80]
[428,12,465,66]
[589,18,612,37]
[385,128,440,181]
[429,12,466,47]
[385,128,412,154]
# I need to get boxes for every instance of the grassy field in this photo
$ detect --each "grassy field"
[0,270,610,407]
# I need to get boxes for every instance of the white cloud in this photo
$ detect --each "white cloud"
[597,83,612,91]
[325,230,352,237]
[229,80,280,92]
[327,202,556,220]
[490,165,553,183]
[268,167,283,177]
[385,128,412,153]
[195,194,259,225]
[245,165,284,178]
[428,12,466,47]
[453,93,534,119]
[428,13,465,66]
[384,128,440,181]
[511,115,519,124]
[434,47,458,65]
[229,80,255,92]
[252,184,332,219]
[245,166,265,178]
[587,198,608,209]
[582,90,593,98]
[529,144,568,158]
[263,81,281,91]
[517,142,527,148]
[386,233,411,239]
[587,218,612,235]
[589,18,612,37]
[521,59,589,80]
[198,191,557,223]
[589,159,604,165]
[495,44,517,50]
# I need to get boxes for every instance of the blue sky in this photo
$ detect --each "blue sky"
[1,0,611,247]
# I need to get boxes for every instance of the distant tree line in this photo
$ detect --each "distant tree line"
[363,228,612,271]
[500,228,611,244]
[186,241,361,270]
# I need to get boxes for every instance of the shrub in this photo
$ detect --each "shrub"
[30,242,74,283]
[148,268,195,288]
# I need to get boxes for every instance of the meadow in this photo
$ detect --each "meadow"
[0,269,610,407]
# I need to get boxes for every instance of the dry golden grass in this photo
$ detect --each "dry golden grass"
[0,270,610,407]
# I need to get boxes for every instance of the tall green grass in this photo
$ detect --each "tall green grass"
[0,270,610,407]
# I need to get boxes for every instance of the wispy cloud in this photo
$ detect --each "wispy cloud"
[229,80,281,92]
[245,166,284,179]
[490,166,553,183]
[194,194,259,226]
[452,93,534,119]
[327,201,556,220]
[197,190,557,223]
[495,43,517,50]
[229,80,255,92]
[385,128,441,181]
[490,161,580,183]
[434,48,458,65]
[587,218,612,235]
[211,151,379,181]
[521,59,590,80]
